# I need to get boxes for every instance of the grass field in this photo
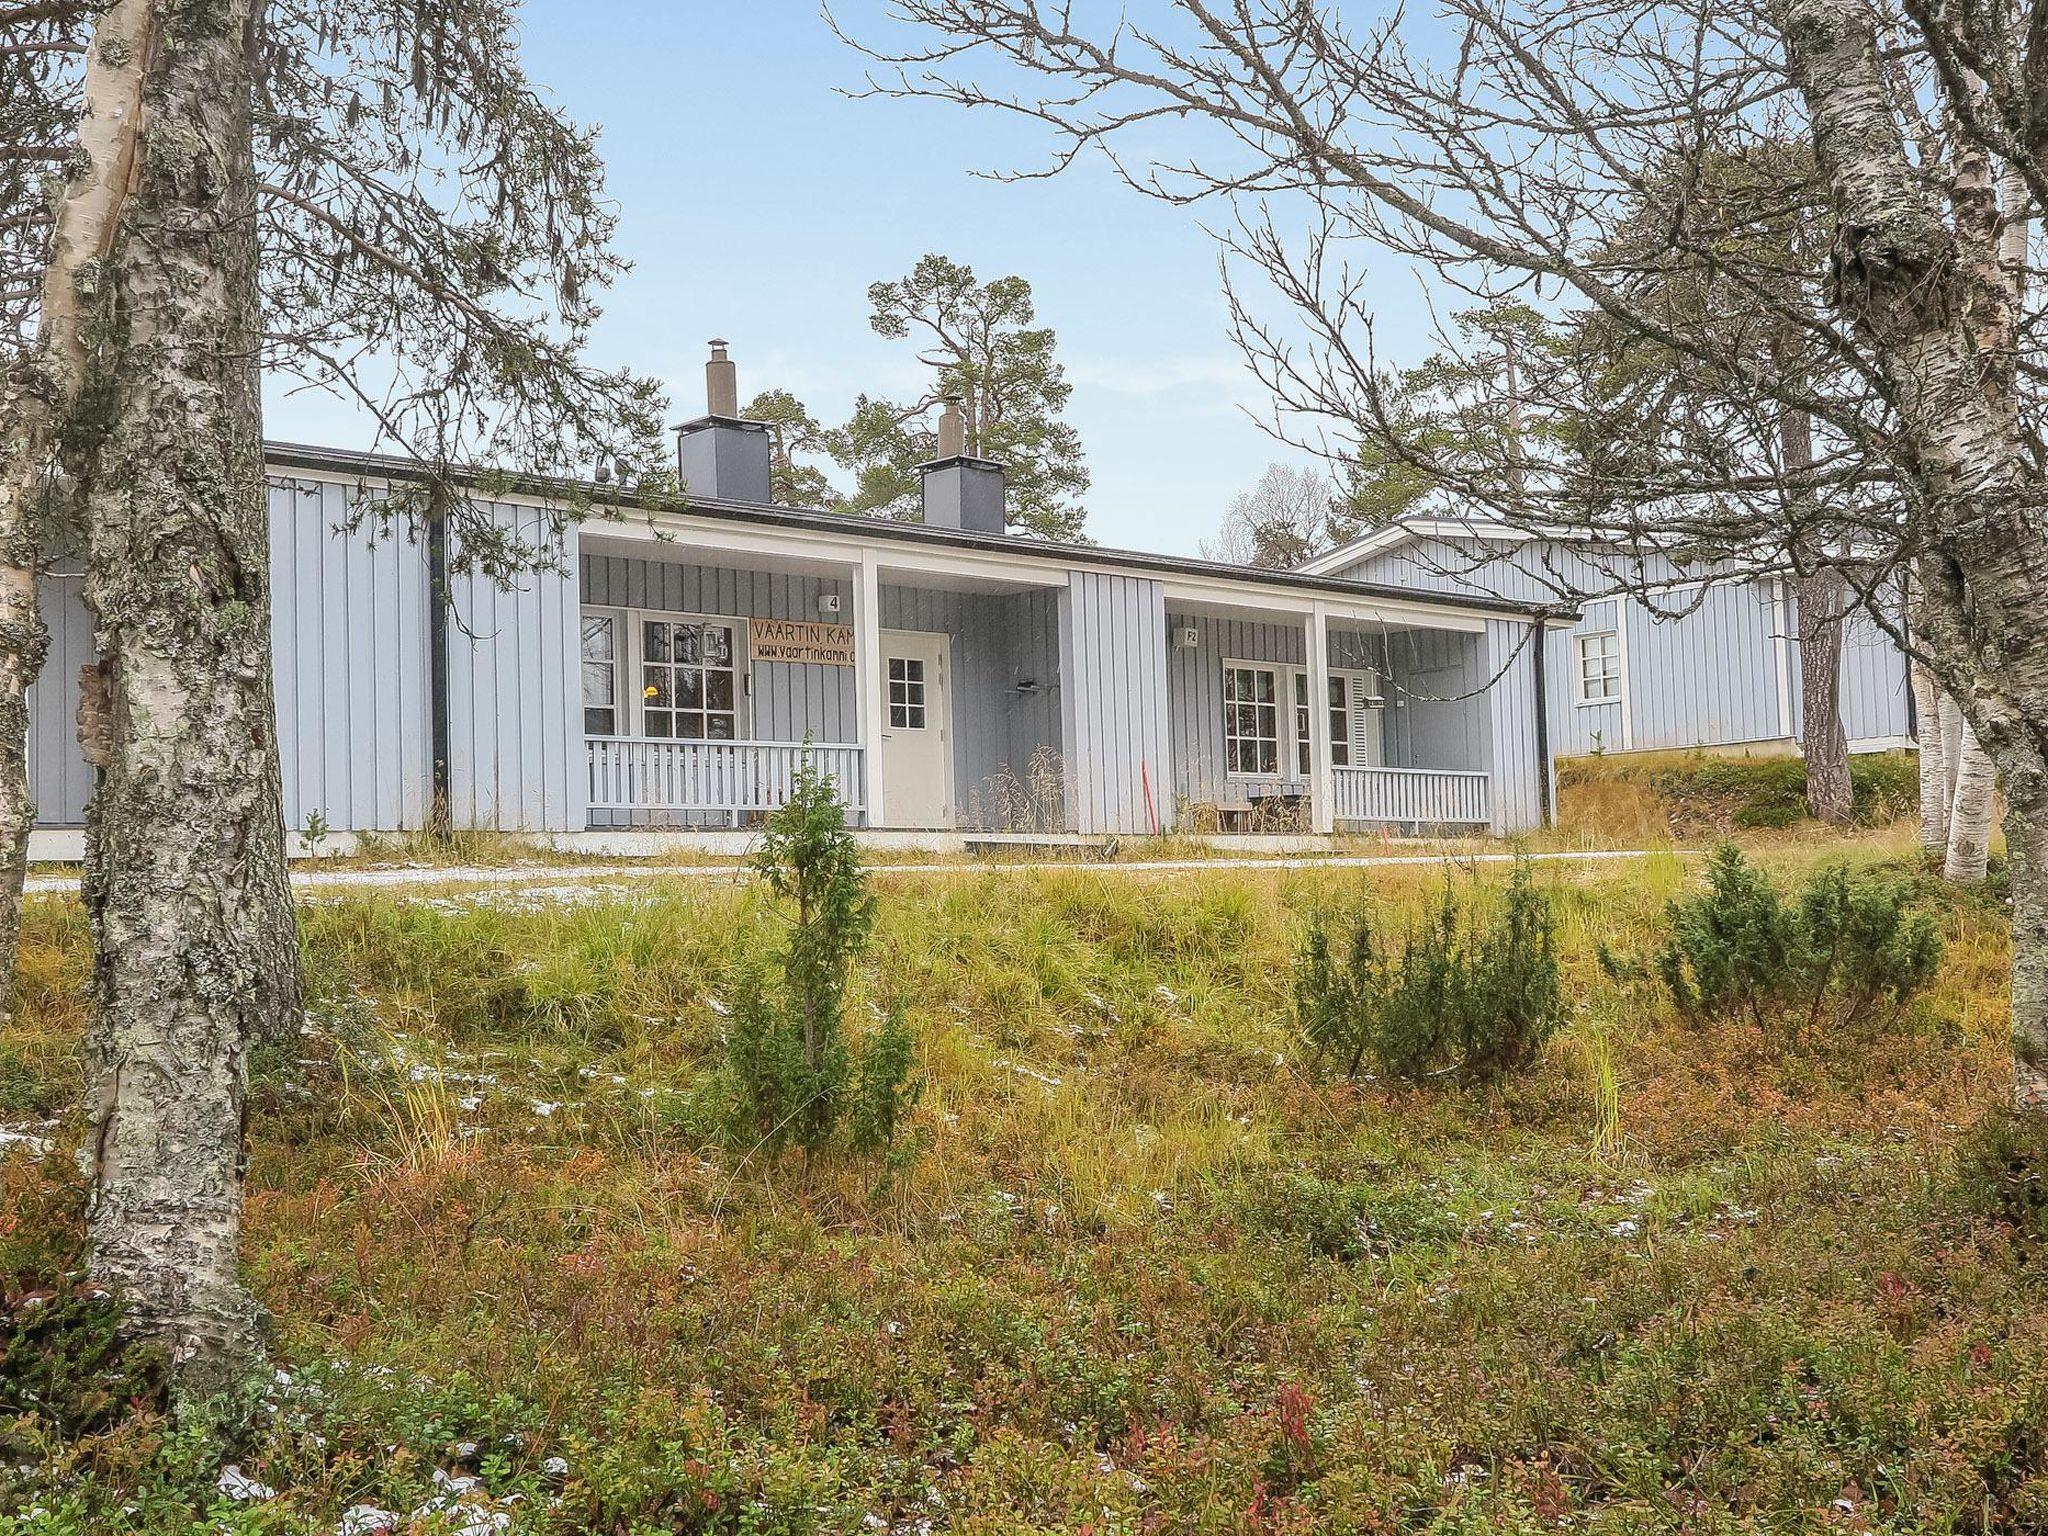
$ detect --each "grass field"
[3,830,2044,1533]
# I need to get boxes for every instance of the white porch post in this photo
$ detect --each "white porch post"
[1307,600,1335,835]
[854,553,887,829]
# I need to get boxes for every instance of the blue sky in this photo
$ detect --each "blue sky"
[266,2,1423,556]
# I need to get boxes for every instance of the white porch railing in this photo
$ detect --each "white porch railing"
[586,738,866,824]
[1332,765,1490,827]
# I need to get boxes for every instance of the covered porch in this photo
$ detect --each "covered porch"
[576,525,1067,833]
[1161,585,1515,836]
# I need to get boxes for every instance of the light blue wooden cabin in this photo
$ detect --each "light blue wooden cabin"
[1301,518,1915,759]
[25,362,1575,856]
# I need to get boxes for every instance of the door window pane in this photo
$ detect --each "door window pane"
[1294,672,1312,777]
[888,656,928,729]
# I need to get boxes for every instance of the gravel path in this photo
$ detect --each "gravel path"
[22,846,1682,899]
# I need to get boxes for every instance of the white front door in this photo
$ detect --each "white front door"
[880,630,953,828]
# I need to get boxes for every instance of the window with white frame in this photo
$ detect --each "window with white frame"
[888,656,928,728]
[1577,629,1623,702]
[1293,672,1313,777]
[641,618,738,740]
[1223,664,1281,776]
[581,614,618,735]
[1287,670,1370,776]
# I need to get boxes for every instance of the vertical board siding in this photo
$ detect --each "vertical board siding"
[26,568,93,826]
[28,485,437,835]
[1164,609,1306,813]
[583,555,859,743]
[1625,582,1783,750]
[1339,534,1917,758]
[445,501,582,832]
[1835,604,1912,742]
[268,479,432,833]
[1062,572,1170,834]
[1789,592,1913,746]
[1482,618,1548,835]
[879,583,1064,826]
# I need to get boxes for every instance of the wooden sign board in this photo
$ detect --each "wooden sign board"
[749,617,856,666]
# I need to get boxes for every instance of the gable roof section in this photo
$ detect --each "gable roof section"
[265,442,1574,626]
[1298,515,1548,575]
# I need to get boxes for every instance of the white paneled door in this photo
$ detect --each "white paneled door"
[879,630,953,828]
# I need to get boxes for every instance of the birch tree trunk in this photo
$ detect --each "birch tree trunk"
[1941,693,1965,811]
[1782,0,2048,1108]
[1779,405,1853,823]
[1913,660,1950,852]
[2008,787,2048,1107]
[79,0,299,1390]
[1796,569,1852,822]
[1945,723,1997,882]
[0,0,154,1012]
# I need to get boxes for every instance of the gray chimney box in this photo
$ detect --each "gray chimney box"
[919,454,1007,535]
[676,416,773,504]
[674,339,772,503]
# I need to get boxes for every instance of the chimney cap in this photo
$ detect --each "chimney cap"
[708,337,730,351]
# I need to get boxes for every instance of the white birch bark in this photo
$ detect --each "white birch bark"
[1781,0,2048,1106]
[1941,693,1965,812]
[1945,723,1998,882]
[0,0,153,1010]
[1913,661,1950,852]
[80,0,298,1391]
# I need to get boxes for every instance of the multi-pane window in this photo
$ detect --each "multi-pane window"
[642,619,737,740]
[1577,630,1623,702]
[1294,672,1313,776]
[1224,664,1281,776]
[888,656,927,728]
[1329,675,1352,768]
[1290,672,1362,775]
[581,614,618,735]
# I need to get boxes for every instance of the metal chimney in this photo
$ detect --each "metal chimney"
[705,338,740,418]
[936,396,966,458]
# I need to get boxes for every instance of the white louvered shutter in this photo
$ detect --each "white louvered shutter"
[1348,671,1383,766]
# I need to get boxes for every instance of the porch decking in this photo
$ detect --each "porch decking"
[585,737,1490,832]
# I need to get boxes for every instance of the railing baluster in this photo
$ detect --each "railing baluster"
[1329,765,1491,828]
[583,740,867,821]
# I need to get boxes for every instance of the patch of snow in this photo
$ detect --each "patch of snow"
[994,1058,1062,1088]
[0,1125,52,1160]
[336,1506,398,1536]
[217,1466,275,1501]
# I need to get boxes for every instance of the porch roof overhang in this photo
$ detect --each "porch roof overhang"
[263,441,1578,628]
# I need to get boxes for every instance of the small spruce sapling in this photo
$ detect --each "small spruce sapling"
[1652,844,1942,1037]
[1294,862,1562,1086]
[1459,862,1563,1080]
[724,754,920,1159]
